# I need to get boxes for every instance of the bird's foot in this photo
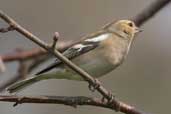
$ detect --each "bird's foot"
[101,91,120,112]
[88,78,101,92]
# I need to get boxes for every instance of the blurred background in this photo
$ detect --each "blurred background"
[0,0,171,114]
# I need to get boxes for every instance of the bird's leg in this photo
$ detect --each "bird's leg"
[107,91,115,102]
[13,96,25,107]
[101,91,120,111]
[106,91,120,112]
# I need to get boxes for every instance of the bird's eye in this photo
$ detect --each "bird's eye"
[128,22,133,27]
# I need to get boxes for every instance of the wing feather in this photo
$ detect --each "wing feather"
[36,31,109,75]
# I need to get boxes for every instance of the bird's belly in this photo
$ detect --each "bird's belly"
[70,48,116,78]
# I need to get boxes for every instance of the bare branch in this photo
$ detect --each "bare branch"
[0,57,6,72]
[1,48,46,62]
[0,41,74,63]
[132,0,171,26]
[0,25,14,33]
[52,32,59,49]
[0,60,29,91]
[0,95,147,114]
[0,41,74,91]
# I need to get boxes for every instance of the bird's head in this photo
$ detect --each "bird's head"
[105,20,141,40]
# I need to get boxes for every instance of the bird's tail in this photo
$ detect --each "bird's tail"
[6,76,40,93]
[6,70,82,93]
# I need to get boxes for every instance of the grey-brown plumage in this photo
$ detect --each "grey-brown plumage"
[7,20,141,93]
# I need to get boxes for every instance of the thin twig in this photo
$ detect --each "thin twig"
[52,32,59,49]
[0,95,147,114]
[0,25,14,33]
[0,41,74,63]
[132,0,171,26]
[0,56,6,72]
[0,60,29,91]
[1,48,46,62]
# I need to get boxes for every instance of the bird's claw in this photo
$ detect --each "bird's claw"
[108,91,114,103]
[101,91,120,112]
[88,78,101,92]
[101,91,114,103]
[13,97,24,107]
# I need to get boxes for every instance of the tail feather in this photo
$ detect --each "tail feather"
[6,70,82,93]
[36,62,59,75]
[6,77,39,93]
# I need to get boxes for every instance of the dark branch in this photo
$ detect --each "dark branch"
[0,95,147,114]
[0,57,6,72]
[1,48,46,62]
[0,60,29,91]
[0,41,74,63]
[132,0,171,26]
[0,25,14,33]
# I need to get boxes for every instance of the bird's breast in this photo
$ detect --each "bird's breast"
[71,47,116,78]
[100,35,130,66]
[71,38,129,78]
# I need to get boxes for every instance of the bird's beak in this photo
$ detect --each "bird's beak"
[135,27,143,33]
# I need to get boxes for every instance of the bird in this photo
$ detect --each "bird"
[7,20,141,93]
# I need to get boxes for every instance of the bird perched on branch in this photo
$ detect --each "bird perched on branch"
[7,20,141,93]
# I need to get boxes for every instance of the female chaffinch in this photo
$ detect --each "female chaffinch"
[7,20,141,93]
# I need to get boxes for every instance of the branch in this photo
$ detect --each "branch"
[1,48,46,62]
[0,56,6,72]
[0,95,146,114]
[0,60,29,91]
[132,0,171,26]
[0,25,14,33]
[0,41,74,63]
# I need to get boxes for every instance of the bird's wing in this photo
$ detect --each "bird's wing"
[36,30,109,75]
